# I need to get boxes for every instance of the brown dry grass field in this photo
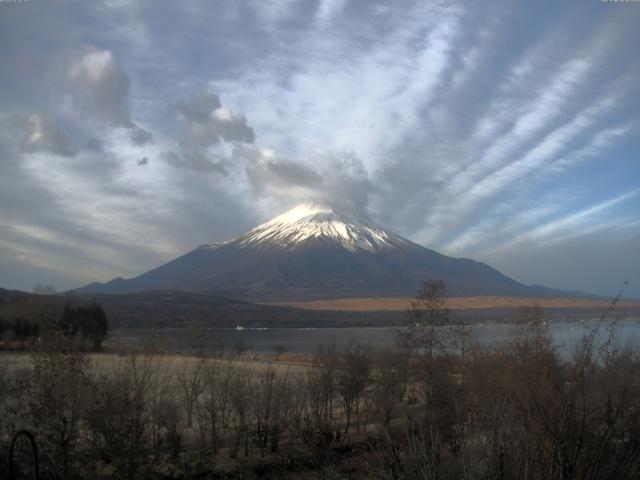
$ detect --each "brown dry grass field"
[0,351,311,376]
[265,296,640,311]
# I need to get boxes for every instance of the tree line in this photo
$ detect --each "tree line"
[0,302,108,351]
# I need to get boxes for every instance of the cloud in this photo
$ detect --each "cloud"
[130,126,153,146]
[237,145,371,215]
[20,113,75,157]
[170,90,255,144]
[166,90,255,172]
[371,7,640,250]
[170,90,222,124]
[486,189,640,254]
[163,149,229,175]
[240,146,321,198]
[137,157,148,166]
[164,80,373,213]
[69,49,152,145]
[314,0,347,28]
[316,152,372,215]
[0,112,258,292]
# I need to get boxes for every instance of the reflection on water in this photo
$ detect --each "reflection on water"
[107,319,640,357]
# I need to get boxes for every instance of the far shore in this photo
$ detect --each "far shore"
[264,296,640,312]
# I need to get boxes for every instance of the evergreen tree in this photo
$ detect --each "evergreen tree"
[58,303,109,350]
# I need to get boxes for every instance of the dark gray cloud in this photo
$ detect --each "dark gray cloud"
[170,90,222,124]
[130,126,153,146]
[242,147,321,192]
[166,90,255,172]
[237,145,371,216]
[319,153,372,215]
[170,90,255,144]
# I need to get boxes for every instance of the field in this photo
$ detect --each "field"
[266,295,640,311]
[0,351,311,376]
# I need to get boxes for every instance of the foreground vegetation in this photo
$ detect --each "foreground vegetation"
[1,282,639,479]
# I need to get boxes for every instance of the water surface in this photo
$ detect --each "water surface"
[107,319,640,358]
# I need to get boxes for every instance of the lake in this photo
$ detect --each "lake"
[107,318,640,358]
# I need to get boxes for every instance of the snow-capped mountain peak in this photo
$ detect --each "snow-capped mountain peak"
[237,203,405,252]
[76,202,562,300]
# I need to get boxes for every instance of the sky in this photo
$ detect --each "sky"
[0,0,638,298]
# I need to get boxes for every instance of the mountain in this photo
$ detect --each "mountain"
[76,203,565,300]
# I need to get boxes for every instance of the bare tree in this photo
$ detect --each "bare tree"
[301,345,343,450]
[253,366,292,456]
[197,360,234,455]
[27,336,90,478]
[84,354,157,479]
[395,279,451,359]
[337,341,372,433]
[177,359,204,428]
[373,349,409,428]
[229,369,253,458]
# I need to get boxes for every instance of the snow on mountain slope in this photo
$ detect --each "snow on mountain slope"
[234,203,409,252]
